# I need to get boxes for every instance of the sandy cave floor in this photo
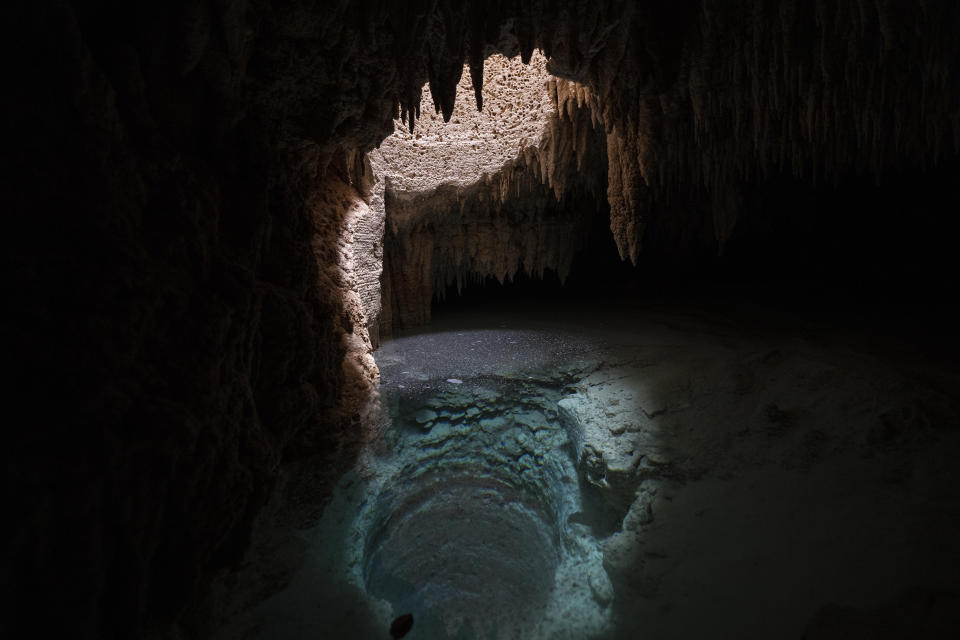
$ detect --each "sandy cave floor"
[211,299,960,640]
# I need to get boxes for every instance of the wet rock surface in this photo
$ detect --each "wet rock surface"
[210,321,613,639]
[364,378,572,639]
[209,302,960,639]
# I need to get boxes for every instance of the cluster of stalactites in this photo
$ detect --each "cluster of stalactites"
[383,86,607,329]
[394,2,542,134]
[547,1,960,261]
[425,150,603,299]
[402,95,605,282]
[383,178,599,330]
[382,0,960,269]
[390,76,606,226]
[574,1,960,247]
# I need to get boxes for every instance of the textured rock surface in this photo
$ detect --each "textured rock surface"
[209,325,614,639]
[374,1,960,279]
[376,51,554,195]
[4,2,384,628]
[206,303,960,639]
[545,306,960,638]
[347,154,388,349]
[378,57,609,331]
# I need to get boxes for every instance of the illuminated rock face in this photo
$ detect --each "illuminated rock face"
[204,305,960,639]
[375,53,609,332]
[376,51,553,196]
[373,51,580,333]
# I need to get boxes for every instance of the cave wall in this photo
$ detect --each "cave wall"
[375,54,609,332]
[6,1,960,638]
[379,0,960,332]
[381,180,604,331]
[4,3,384,637]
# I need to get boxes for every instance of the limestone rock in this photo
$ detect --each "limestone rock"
[581,444,609,489]
[588,567,615,606]
[414,409,439,424]
[622,492,655,531]
[557,397,587,460]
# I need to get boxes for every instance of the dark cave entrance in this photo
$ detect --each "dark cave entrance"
[430,198,642,313]
[429,152,960,358]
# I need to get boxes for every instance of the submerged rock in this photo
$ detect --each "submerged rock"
[414,409,438,424]
[588,567,615,605]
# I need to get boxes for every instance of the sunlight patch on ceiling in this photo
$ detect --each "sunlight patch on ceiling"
[375,50,553,196]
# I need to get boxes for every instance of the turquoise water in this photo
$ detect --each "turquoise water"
[210,305,960,639]
[215,324,615,639]
[358,325,613,639]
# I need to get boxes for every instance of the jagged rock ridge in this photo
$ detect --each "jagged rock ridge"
[374,52,607,331]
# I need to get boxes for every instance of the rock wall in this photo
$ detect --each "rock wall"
[376,55,609,332]
[381,181,603,331]
[344,152,387,349]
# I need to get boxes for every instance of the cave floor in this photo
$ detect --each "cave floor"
[210,300,960,640]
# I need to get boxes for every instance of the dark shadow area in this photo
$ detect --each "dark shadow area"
[712,155,960,363]
[568,480,631,538]
[723,157,960,297]
[435,156,960,366]
[433,201,640,309]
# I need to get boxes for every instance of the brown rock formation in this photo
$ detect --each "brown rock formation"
[375,53,608,331]
[376,52,556,196]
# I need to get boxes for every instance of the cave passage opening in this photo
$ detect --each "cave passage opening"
[373,48,638,337]
[353,50,624,639]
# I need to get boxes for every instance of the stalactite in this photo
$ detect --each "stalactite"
[376,53,608,330]
[467,3,487,112]
[539,1,960,261]
[378,0,960,315]
[257,0,959,267]
[426,4,467,122]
